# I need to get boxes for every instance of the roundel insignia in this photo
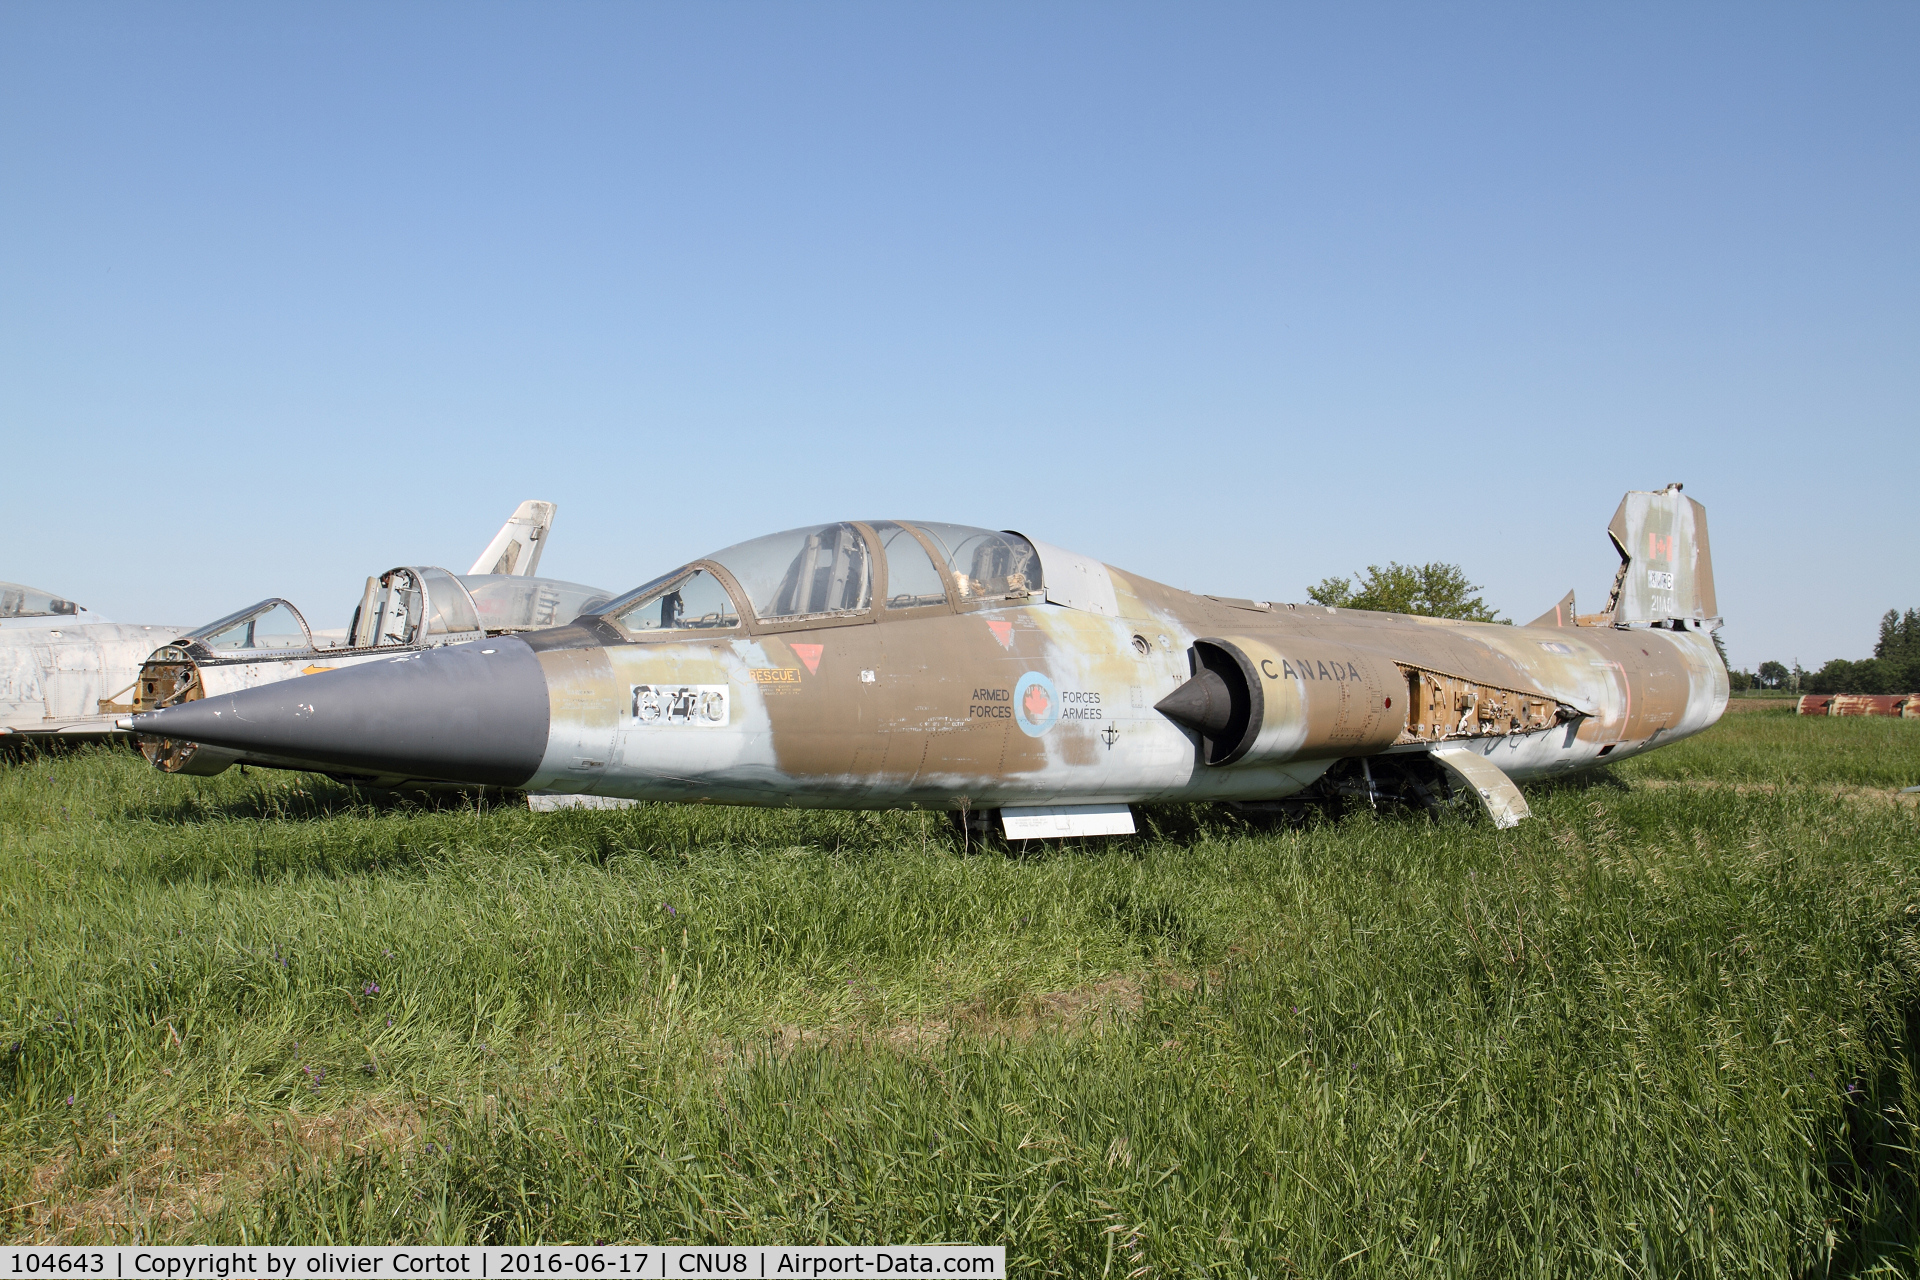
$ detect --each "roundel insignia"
[1013,671,1059,737]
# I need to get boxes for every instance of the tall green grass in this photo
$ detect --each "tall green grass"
[4,710,1920,1275]
[1619,701,1920,788]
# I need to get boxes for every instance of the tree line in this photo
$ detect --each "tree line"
[1728,608,1920,695]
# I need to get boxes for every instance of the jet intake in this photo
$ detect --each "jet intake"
[1156,636,1405,766]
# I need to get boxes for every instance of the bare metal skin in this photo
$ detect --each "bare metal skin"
[127,486,1726,830]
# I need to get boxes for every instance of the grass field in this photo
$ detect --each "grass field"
[4,704,1920,1274]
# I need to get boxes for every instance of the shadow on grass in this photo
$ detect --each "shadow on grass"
[1,736,142,763]
[126,775,523,827]
[1522,768,1634,800]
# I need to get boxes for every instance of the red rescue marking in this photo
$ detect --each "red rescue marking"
[985,618,1014,649]
[790,643,823,675]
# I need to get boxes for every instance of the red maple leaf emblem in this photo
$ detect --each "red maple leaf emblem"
[1022,683,1051,721]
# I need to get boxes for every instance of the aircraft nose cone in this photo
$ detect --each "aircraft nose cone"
[128,638,552,787]
[1153,669,1236,737]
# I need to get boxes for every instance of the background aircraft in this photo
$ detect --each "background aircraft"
[3,499,591,742]
[0,585,191,738]
[127,486,1726,833]
[129,502,612,774]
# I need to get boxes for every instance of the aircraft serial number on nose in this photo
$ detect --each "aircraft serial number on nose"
[629,684,730,727]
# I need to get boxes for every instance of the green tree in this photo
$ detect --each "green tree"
[1709,631,1757,690]
[1307,562,1506,623]
[1756,661,1789,690]
[1798,607,1920,695]
[1876,608,1920,663]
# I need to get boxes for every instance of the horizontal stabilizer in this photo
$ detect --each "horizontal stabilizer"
[1432,747,1530,828]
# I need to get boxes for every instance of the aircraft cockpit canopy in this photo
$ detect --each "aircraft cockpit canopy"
[595,521,1044,639]
[911,523,1041,602]
[184,599,314,654]
[347,567,613,648]
[462,576,614,633]
[1,582,84,618]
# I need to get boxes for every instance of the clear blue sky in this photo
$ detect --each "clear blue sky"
[4,3,1914,670]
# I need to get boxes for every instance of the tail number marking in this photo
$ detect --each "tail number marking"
[630,683,730,727]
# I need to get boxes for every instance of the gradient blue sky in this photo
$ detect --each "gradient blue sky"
[4,3,1915,669]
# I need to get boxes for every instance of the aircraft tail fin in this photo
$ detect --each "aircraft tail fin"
[1527,589,1576,628]
[469,500,556,577]
[1601,484,1719,630]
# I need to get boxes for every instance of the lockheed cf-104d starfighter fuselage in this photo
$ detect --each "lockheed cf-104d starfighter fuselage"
[126,487,1727,834]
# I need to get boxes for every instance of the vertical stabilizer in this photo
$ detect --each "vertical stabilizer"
[1603,484,1718,630]
[1527,589,1576,628]
[469,501,556,577]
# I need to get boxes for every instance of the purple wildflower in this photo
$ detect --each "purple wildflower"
[363,982,380,995]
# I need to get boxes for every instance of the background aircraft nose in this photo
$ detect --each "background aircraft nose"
[128,638,552,787]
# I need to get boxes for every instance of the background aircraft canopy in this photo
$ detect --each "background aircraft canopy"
[2,582,86,618]
[185,599,313,653]
[462,575,613,632]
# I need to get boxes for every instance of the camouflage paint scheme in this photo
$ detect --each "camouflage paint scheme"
[125,486,1726,829]
[518,486,1724,815]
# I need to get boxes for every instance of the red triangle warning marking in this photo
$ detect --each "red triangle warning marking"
[985,619,1014,649]
[790,643,823,674]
